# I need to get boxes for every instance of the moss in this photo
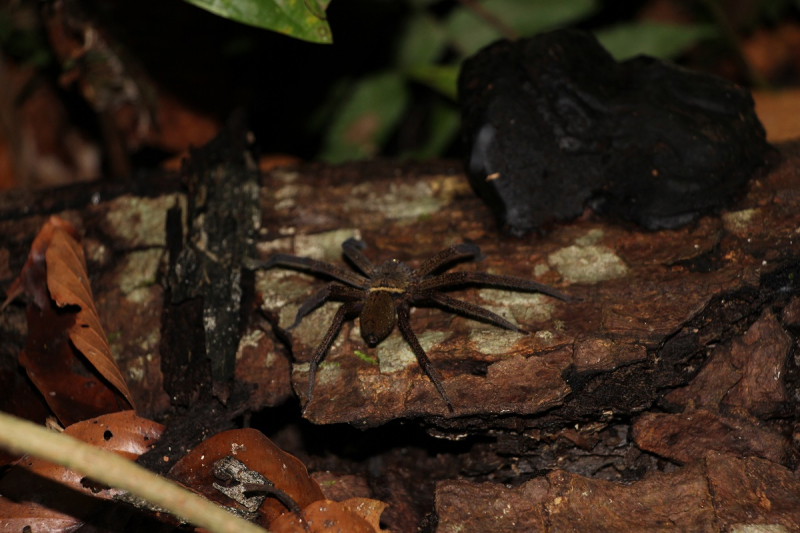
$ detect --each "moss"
[353,350,378,365]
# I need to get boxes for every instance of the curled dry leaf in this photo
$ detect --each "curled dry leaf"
[3,215,135,425]
[0,411,164,533]
[167,428,326,526]
[270,499,387,533]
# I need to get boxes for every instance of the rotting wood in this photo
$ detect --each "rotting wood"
[1,144,799,532]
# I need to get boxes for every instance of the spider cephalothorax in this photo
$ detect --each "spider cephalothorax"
[259,239,571,412]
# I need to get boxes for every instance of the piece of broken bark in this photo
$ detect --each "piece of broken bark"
[1,140,800,532]
[436,452,800,532]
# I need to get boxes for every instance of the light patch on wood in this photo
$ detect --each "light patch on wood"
[118,249,165,296]
[722,208,759,237]
[104,193,185,248]
[352,181,447,221]
[478,289,555,325]
[549,244,629,284]
[294,229,362,261]
[377,329,450,374]
[468,326,526,355]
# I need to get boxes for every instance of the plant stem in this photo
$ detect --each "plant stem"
[0,411,269,533]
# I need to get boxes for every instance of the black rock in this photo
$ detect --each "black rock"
[459,29,771,234]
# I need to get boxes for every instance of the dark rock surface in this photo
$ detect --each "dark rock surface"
[459,29,771,234]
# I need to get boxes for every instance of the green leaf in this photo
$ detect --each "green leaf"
[406,63,459,100]
[595,22,718,61]
[401,100,460,160]
[184,0,333,44]
[396,12,447,68]
[320,72,409,163]
[445,0,597,56]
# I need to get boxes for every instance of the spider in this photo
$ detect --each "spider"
[257,239,571,412]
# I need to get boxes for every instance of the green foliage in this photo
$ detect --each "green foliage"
[595,22,718,61]
[445,0,598,56]
[318,0,600,163]
[184,0,333,44]
[397,12,448,68]
[180,0,741,162]
[402,100,461,160]
[320,72,410,163]
[406,64,459,101]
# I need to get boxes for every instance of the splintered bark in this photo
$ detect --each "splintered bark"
[2,142,800,532]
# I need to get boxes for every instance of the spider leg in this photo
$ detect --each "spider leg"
[396,302,454,412]
[417,291,524,333]
[419,271,573,301]
[342,238,374,276]
[288,283,364,330]
[302,302,360,414]
[414,243,481,278]
[255,253,368,288]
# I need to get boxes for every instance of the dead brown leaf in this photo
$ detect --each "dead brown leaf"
[270,499,385,533]
[4,216,135,425]
[0,411,164,533]
[168,428,326,527]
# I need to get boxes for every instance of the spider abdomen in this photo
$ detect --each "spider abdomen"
[360,291,397,345]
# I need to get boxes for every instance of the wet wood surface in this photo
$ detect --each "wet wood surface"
[1,143,799,532]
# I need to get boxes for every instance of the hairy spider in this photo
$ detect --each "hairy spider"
[258,239,571,412]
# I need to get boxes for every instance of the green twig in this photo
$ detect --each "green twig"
[0,411,269,533]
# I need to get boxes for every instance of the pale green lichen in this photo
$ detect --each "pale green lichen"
[293,360,342,386]
[722,208,758,236]
[273,183,314,211]
[533,263,550,277]
[574,228,605,246]
[294,229,362,261]
[352,181,446,221]
[104,194,185,248]
[291,302,343,351]
[377,330,450,374]
[272,169,299,183]
[126,357,146,383]
[139,330,160,353]
[729,525,790,533]
[236,329,264,360]
[468,326,526,355]
[257,269,316,310]
[478,289,555,324]
[118,249,165,296]
[548,243,628,284]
